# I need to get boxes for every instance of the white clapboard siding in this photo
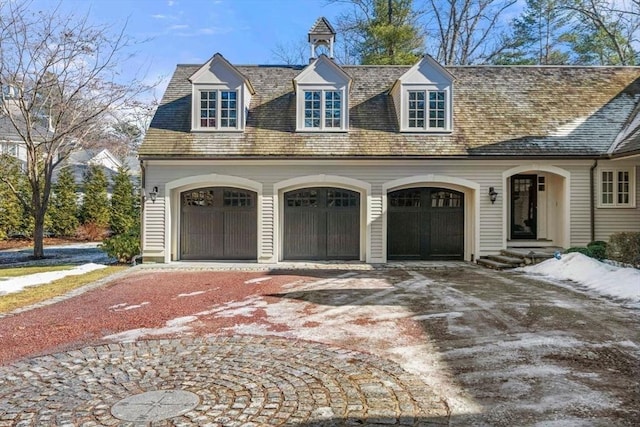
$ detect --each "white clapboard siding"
[594,163,640,241]
[143,159,603,261]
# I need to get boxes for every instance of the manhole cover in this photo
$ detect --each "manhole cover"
[111,390,199,422]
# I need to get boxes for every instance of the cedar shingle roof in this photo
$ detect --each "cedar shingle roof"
[140,64,640,159]
[308,16,336,36]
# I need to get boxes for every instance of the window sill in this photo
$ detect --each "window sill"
[596,204,637,209]
[191,128,244,133]
[295,128,349,133]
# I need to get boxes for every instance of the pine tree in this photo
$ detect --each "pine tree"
[360,0,423,65]
[0,155,24,240]
[493,0,574,65]
[109,166,137,235]
[48,167,79,237]
[79,165,110,228]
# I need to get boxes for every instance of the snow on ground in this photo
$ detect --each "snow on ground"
[0,263,107,296]
[519,252,640,304]
[0,242,113,267]
[103,316,198,342]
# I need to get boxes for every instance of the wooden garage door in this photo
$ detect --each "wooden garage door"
[283,187,360,260]
[180,187,257,260]
[387,187,464,260]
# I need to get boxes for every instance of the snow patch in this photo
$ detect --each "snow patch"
[109,301,150,311]
[0,263,108,296]
[519,252,640,303]
[104,315,198,342]
[177,290,206,297]
[244,277,272,284]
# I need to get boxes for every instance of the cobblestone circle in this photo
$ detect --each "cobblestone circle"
[0,336,447,426]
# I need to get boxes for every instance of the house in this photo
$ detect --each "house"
[138,17,640,264]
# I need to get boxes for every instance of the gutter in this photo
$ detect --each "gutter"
[590,159,598,242]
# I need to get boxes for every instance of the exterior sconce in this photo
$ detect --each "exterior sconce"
[489,187,498,204]
[148,186,158,203]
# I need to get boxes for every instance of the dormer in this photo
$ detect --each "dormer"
[294,54,351,132]
[390,56,454,133]
[189,53,254,132]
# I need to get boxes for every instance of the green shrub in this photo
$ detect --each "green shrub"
[100,232,140,263]
[606,232,640,267]
[586,241,607,260]
[565,247,593,257]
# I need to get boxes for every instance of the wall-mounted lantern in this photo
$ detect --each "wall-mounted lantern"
[489,187,498,204]
[148,186,158,203]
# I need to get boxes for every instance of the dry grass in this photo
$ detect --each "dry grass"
[0,265,128,314]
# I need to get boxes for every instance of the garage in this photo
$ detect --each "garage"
[283,187,360,260]
[387,187,464,260]
[180,187,257,260]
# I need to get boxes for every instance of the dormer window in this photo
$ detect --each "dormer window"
[303,90,342,129]
[294,55,351,133]
[391,56,454,133]
[408,90,447,130]
[189,53,254,132]
[199,89,237,129]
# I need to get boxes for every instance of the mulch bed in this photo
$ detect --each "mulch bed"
[0,270,316,365]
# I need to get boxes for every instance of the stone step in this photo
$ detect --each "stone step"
[501,249,555,263]
[486,254,525,266]
[476,258,513,270]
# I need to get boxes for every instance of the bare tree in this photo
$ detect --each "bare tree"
[0,0,152,258]
[564,0,639,65]
[271,40,309,65]
[423,0,517,65]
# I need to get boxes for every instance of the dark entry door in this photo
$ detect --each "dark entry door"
[510,175,537,240]
[387,187,464,260]
[180,187,257,260]
[283,187,360,260]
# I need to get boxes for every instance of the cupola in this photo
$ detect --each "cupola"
[308,17,336,60]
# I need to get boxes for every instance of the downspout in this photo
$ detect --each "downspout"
[136,159,146,265]
[589,159,598,243]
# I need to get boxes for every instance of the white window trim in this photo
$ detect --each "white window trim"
[400,85,452,133]
[296,85,348,132]
[597,167,636,208]
[191,85,243,132]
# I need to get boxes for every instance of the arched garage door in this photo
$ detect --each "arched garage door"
[283,187,360,260]
[180,187,257,260]
[387,187,464,260]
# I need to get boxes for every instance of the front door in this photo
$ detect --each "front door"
[510,175,537,240]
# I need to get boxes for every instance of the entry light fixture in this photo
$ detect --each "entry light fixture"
[488,186,498,204]
[148,186,158,203]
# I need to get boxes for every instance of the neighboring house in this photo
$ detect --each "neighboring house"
[138,17,640,264]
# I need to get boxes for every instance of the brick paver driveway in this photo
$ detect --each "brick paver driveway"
[0,264,638,426]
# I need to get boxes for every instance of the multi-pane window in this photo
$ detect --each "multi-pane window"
[303,90,343,130]
[429,91,446,128]
[327,189,358,207]
[325,91,341,128]
[431,190,462,208]
[220,91,237,127]
[600,169,635,207]
[286,189,319,207]
[199,90,237,129]
[601,171,613,205]
[304,91,321,128]
[617,171,630,205]
[408,91,425,128]
[200,91,216,128]
[223,189,254,207]
[408,90,447,130]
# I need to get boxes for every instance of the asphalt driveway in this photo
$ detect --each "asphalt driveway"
[0,264,638,426]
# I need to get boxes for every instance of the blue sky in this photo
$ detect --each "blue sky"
[31,0,348,95]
